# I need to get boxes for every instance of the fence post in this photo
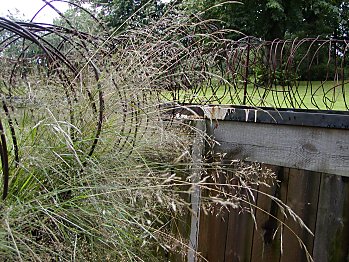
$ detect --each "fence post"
[188,120,206,262]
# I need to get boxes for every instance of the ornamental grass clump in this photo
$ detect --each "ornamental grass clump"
[0,3,313,261]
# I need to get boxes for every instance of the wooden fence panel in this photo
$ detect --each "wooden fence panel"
[251,166,288,262]
[280,169,321,262]
[224,189,256,262]
[313,174,349,262]
[194,169,349,262]
[198,204,229,262]
[181,118,349,262]
[197,170,230,262]
[186,118,349,262]
[197,168,257,262]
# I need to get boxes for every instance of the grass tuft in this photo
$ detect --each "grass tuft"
[0,3,314,261]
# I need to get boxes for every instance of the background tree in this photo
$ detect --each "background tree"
[89,0,166,28]
[183,0,349,40]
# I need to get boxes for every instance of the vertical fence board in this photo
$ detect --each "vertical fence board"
[197,170,229,262]
[200,205,229,262]
[280,169,321,262]
[251,166,289,262]
[313,174,349,262]
[224,188,257,262]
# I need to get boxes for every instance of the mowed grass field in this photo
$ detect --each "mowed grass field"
[169,81,349,111]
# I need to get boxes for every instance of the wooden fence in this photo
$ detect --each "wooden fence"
[198,167,349,262]
[170,105,349,262]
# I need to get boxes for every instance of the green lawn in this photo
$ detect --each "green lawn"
[168,81,349,111]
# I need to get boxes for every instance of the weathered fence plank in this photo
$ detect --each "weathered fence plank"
[313,174,349,262]
[198,203,229,262]
[197,165,230,262]
[280,169,321,262]
[251,166,288,262]
[212,121,349,177]
[224,188,256,262]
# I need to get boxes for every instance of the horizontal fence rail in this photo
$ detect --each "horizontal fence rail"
[168,37,349,111]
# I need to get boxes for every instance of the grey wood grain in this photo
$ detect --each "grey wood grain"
[210,121,349,176]
[313,174,349,262]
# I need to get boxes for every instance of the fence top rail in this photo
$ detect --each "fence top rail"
[164,103,349,130]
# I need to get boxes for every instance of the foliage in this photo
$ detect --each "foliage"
[85,0,167,29]
[53,6,103,33]
[183,0,349,40]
